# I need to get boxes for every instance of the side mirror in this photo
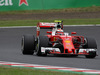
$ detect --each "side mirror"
[71,32,76,35]
[47,31,52,34]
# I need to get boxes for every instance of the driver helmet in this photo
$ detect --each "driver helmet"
[56,29,63,32]
[56,23,63,32]
[57,24,61,29]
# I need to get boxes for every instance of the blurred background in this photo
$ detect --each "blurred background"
[0,0,100,26]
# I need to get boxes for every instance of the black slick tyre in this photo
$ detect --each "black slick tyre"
[36,36,49,56]
[84,37,97,58]
[21,34,35,55]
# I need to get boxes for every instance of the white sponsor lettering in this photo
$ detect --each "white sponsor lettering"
[0,0,4,6]
[41,23,56,26]
[79,49,96,53]
[0,0,13,6]
[41,47,60,53]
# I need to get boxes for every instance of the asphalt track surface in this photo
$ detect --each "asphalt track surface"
[0,26,100,70]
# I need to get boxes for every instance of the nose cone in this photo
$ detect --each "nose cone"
[63,38,75,53]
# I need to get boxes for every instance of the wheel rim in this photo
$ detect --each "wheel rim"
[34,37,39,55]
[34,44,38,54]
[21,36,25,53]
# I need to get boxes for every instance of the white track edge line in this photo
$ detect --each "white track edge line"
[0,24,100,28]
[0,61,99,71]
[0,61,100,74]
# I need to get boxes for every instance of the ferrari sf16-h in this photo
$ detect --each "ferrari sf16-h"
[21,20,97,58]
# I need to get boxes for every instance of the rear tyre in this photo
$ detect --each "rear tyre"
[36,36,49,56]
[21,35,35,55]
[84,37,97,58]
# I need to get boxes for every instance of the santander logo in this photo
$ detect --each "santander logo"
[19,0,28,6]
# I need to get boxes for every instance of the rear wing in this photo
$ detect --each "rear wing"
[37,22,57,29]
[37,20,63,29]
[36,21,63,37]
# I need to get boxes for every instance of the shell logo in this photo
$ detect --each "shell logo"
[65,40,71,43]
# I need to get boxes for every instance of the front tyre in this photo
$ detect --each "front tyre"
[36,36,49,56]
[84,37,97,58]
[21,35,35,55]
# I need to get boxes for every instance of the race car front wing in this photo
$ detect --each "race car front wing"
[41,47,97,55]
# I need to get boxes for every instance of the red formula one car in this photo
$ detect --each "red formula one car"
[21,20,97,58]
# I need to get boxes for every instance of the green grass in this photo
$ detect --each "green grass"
[0,19,100,27]
[0,6,100,14]
[0,6,100,27]
[0,66,84,75]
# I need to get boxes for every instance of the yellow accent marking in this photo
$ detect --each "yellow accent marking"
[65,41,71,43]
[54,20,61,23]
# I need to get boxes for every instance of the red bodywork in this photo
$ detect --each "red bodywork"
[37,22,87,55]
[46,34,85,54]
